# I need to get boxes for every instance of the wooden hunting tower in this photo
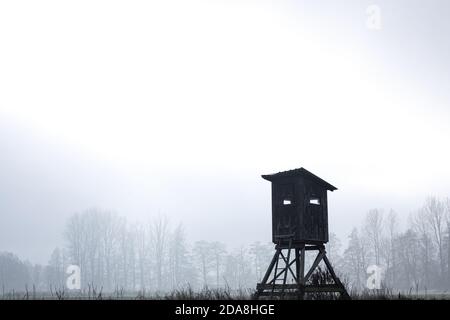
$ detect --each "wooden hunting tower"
[262,167,337,245]
[255,167,349,300]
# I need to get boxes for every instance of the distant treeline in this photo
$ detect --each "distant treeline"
[1,197,450,293]
[337,197,450,292]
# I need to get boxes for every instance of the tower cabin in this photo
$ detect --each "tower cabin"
[262,167,337,245]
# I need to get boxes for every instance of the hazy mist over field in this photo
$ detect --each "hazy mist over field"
[1,0,450,270]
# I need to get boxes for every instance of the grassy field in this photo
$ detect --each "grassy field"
[2,287,450,300]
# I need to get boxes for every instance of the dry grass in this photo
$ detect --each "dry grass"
[2,282,450,300]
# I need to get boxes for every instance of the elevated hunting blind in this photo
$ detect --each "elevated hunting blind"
[262,167,337,245]
[255,167,350,299]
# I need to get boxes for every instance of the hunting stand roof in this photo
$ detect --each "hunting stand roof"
[261,167,338,191]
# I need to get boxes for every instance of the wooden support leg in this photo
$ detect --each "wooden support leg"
[255,249,278,299]
[255,243,350,300]
[297,246,305,299]
[322,251,351,299]
[281,248,291,296]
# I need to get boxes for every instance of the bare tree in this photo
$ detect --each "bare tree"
[64,212,87,285]
[84,209,102,286]
[231,246,253,289]
[249,242,273,283]
[46,248,66,289]
[0,252,31,291]
[117,217,133,290]
[136,223,150,291]
[210,242,227,288]
[364,209,384,265]
[343,228,367,290]
[422,197,446,283]
[193,240,213,288]
[169,224,196,290]
[444,198,450,287]
[151,215,169,291]
[384,210,398,287]
[98,211,121,291]
[396,229,420,289]
[410,208,433,288]
[327,232,343,267]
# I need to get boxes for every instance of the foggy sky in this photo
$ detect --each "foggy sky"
[1,0,450,264]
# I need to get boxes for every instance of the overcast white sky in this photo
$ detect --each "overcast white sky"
[1,0,450,263]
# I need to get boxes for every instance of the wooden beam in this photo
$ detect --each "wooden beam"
[304,245,324,251]
[304,251,325,282]
[322,253,340,283]
[256,284,344,293]
[299,247,305,284]
[269,257,297,284]
[258,249,279,288]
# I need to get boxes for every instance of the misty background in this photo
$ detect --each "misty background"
[1,0,450,292]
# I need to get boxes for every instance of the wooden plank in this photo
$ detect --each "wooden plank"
[256,284,344,293]
[304,245,324,251]
[256,291,303,297]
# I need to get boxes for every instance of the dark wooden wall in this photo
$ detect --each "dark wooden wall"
[270,177,329,244]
